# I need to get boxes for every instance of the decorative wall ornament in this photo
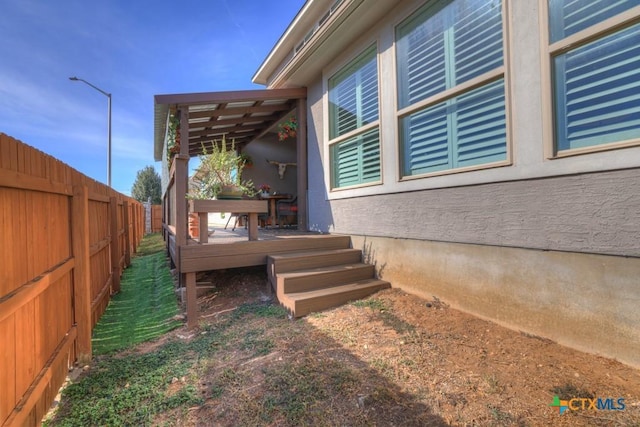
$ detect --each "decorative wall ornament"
[266,159,297,179]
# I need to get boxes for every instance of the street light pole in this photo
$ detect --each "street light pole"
[69,76,112,187]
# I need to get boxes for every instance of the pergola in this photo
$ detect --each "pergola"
[153,88,308,324]
[154,87,307,157]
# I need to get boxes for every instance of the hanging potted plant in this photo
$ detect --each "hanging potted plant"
[239,152,253,168]
[278,116,297,141]
[166,114,180,169]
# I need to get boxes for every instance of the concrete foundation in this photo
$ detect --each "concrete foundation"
[351,235,640,368]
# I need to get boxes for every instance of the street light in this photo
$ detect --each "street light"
[69,76,112,187]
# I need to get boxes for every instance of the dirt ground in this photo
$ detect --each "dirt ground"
[162,267,640,426]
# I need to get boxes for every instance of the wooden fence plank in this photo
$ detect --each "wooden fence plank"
[0,316,16,426]
[0,258,74,324]
[0,189,14,296]
[0,168,73,195]
[110,197,121,293]
[3,327,77,427]
[89,237,110,257]
[14,301,35,405]
[72,186,92,362]
[152,205,162,232]
[123,200,131,267]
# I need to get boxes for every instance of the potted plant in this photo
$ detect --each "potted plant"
[239,152,253,168]
[278,116,297,141]
[166,115,180,169]
[259,183,271,198]
[190,135,256,200]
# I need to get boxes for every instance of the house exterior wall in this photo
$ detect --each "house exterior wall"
[329,170,640,257]
[295,0,640,366]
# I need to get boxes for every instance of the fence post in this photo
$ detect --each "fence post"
[123,200,132,266]
[71,185,92,362]
[133,204,139,251]
[110,196,121,293]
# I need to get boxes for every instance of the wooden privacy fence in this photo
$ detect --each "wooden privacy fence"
[0,133,145,427]
[152,204,162,232]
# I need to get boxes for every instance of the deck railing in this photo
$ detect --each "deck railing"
[0,133,144,427]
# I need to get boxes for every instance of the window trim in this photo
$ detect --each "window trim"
[394,0,513,181]
[327,43,383,191]
[540,1,640,159]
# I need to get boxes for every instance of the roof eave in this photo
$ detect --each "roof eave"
[252,0,328,87]
[153,101,169,162]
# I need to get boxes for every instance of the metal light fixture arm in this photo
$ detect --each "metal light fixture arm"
[69,76,112,187]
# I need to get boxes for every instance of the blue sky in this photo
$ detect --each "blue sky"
[0,0,304,195]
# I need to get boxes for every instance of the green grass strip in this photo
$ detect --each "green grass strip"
[47,301,284,426]
[92,234,181,355]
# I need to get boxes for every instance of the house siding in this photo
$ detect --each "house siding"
[330,169,640,257]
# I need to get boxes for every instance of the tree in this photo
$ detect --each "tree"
[131,166,162,204]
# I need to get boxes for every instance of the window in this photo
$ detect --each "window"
[396,0,507,177]
[549,0,640,153]
[328,46,381,189]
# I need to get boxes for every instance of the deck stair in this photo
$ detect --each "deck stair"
[267,247,390,317]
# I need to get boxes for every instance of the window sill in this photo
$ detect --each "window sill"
[399,159,512,182]
[549,139,640,160]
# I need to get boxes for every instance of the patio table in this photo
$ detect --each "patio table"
[260,194,289,227]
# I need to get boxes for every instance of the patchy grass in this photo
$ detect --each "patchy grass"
[46,341,203,426]
[352,297,386,311]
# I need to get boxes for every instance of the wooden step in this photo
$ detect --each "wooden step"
[277,263,375,295]
[280,279,391,317]
[267,249,362,288]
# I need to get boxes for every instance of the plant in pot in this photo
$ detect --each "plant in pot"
[190,135,256,200]
[277,116,297,141]
[239,152,253,168]
[259,183,271,198]
[166,114,180,169]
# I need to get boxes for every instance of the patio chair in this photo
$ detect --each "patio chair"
[225,193,270,231]
[276,195,297,227]
[224,212,246,231]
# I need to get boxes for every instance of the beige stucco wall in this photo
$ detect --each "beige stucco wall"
[350,234,640,368]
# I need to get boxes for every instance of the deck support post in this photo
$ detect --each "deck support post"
[186,272,197,328]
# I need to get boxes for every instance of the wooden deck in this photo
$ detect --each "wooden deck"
[179,227,351,272]
[169,226,356,327]
[166,226,390,326]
